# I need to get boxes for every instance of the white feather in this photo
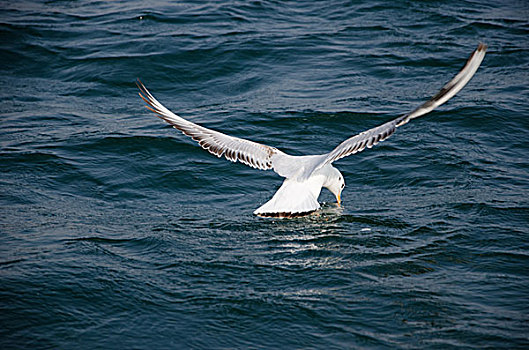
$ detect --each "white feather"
[253,175,325,216]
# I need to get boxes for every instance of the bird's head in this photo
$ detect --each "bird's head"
[324,167,345,205]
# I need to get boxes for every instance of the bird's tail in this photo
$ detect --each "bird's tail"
[254,179,320,218]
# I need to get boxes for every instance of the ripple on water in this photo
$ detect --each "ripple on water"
[1,0,529,348]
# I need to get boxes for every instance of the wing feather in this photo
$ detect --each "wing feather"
[318,43,487,168]
[137,80,285,171]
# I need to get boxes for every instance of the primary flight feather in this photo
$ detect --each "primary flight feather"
[138,43,487,218]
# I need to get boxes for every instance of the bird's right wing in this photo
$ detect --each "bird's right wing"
[138,80,291,173]
[315,43,487,170]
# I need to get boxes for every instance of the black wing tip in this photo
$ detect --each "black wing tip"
[477,42,488,52]
[136,78,149,96]
[135,79,168,120]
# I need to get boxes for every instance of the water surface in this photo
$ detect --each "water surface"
[1,1,529,348]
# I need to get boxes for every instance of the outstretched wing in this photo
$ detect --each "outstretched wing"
[317,43,487,168]
[137,80,287,171]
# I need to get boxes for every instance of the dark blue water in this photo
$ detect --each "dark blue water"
[2,1,529,348]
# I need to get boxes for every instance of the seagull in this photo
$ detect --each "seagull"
[138,43,487,218]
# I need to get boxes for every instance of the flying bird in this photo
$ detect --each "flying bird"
[138,43,487,218]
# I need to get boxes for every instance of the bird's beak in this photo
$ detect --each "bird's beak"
[336,193,341,205]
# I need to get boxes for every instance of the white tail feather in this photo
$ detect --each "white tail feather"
[254,178,322,216]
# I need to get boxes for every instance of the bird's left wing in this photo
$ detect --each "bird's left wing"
[314,43,487,171]
[138,80,286,171]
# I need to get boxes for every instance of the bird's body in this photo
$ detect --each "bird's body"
[137,43,487,218]
[254,164,341,217]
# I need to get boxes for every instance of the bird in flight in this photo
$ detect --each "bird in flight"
[138,43,487,218]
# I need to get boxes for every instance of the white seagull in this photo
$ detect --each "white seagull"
[138,43,487,218]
